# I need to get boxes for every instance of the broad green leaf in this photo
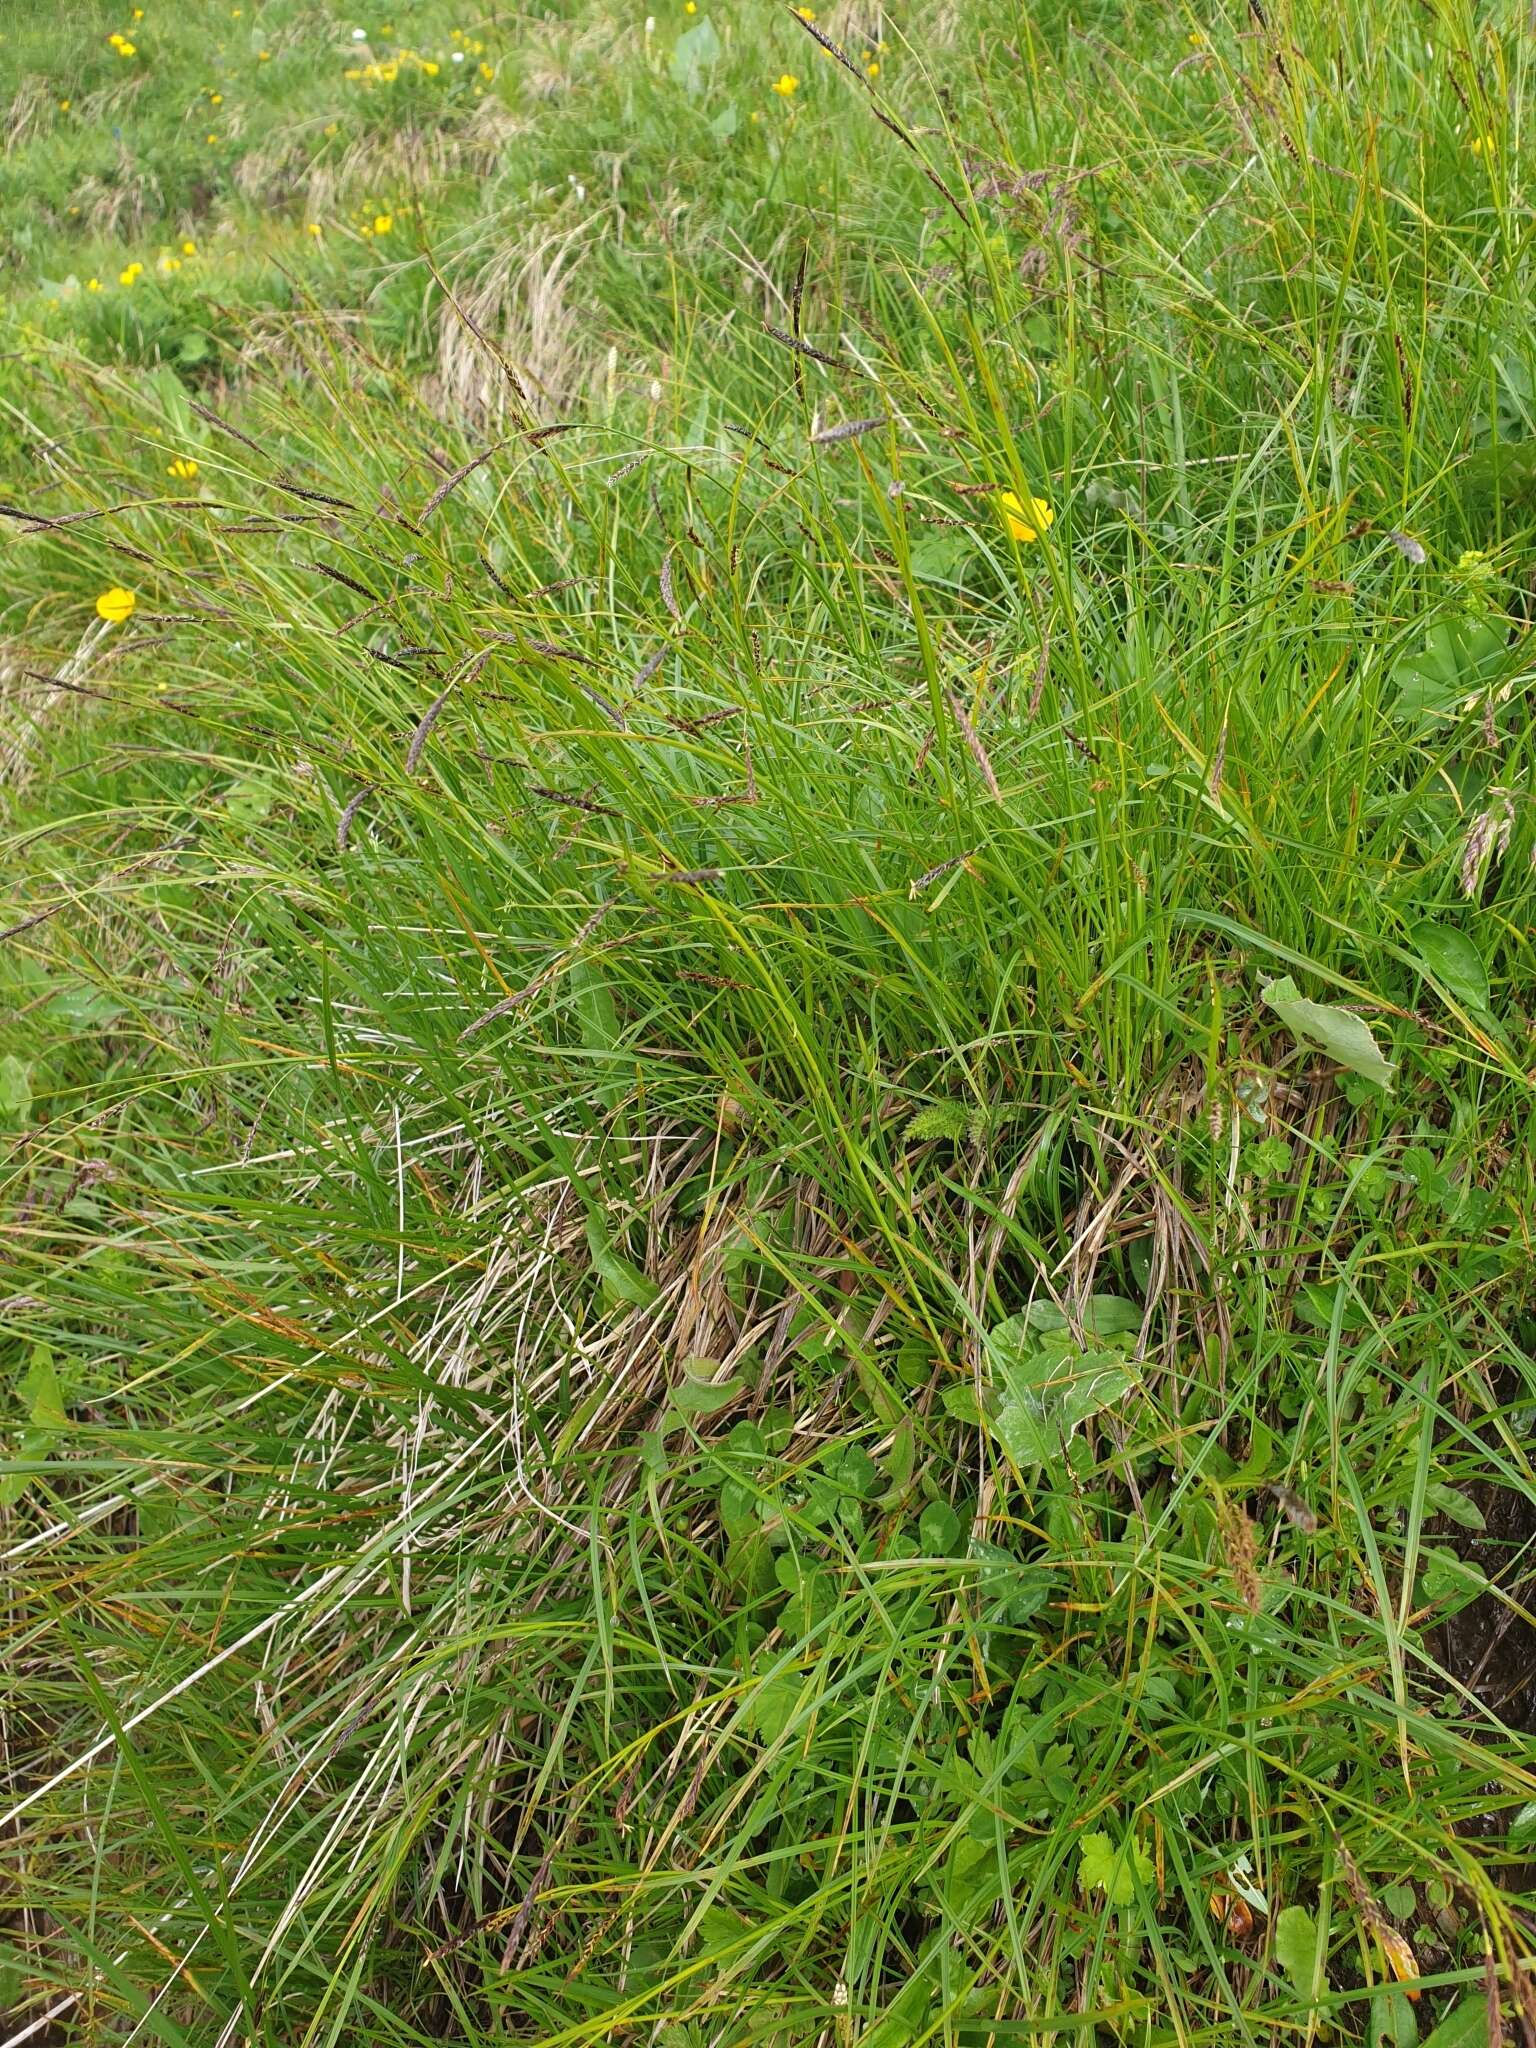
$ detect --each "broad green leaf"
[1425,1481,1485,1532]
[987,1325,1134,1471]
[670,16,722,92]
[586,1214,660,1308]
[1409,922,1491,1015]
[0,1348,65,1509]
[1419,1996,1488,2048]
[918,1500,962,1555]
[1274,1903,1323,2000]
[1014,1294,1142,1338]
[1371,1986,1418,2048]
[0,1054,32,1124]
[1078,1830,1153,1906]
[744,1664,800,1743]
[1263,975,1395,1091]
[669,1374,742,1415]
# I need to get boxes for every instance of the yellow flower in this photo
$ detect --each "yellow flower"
[373,212,393,234]
[95,587,137,624]
[684,1,696,11]
[479,59,493,77]
[421,58,438,74]
[793,5,814,17]
[306,220,323,236]
[158,254,181,273]
[257,49,270,61]
[168,456,199,480]
[206,131,218,142]
[1469,132,1496,156]
[1187,28,1206,45]
[133,5,144,15]
[87,277,100,290]
[59,96,71,109]
[211,90,223,102]
[866,59,879,75]
[119,262,142,284]
[999,490,1054,543]
[108,30,125,45]
[749,108,760,122]
[182,238,197,255]
[377,60,398,80]
[117,39,137,55]
[771,72,798,94]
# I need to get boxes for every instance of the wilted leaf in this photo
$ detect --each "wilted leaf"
[1262,975,1395,1091]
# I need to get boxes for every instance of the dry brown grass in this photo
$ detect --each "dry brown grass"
[427,220,600,430]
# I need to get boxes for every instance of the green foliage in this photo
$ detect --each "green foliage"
[3,0,1536,2043]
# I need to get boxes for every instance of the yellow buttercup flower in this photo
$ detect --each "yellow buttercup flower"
[866,59,879,76]
[306,221,323,236]
[771,72,799,95]
[478,59,493,77]
[119,262,143,284]
[116,38,136,55]
[168,457,199,480]
[96,587,137,624]
[182,239,197,255]
[206,131,218,142]
[373,212,393,234]
[1000,490,1054,543]
[158,254,181,273]
[1469,132,1496,156]
[59,97,71,110]
[257,48,270,60]
[793,5,815,17]
[211,91,223,103]
[87,277,100,290]
[421,58,438,74]
[685,2,696,12]
[108,30,126,45]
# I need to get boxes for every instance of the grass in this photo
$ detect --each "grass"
[3,0,1536,2042]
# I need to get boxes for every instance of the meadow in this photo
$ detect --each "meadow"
[3,0,1536,2042]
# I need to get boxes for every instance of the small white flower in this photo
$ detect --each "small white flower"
[451,48,464,60]
[352,25,368,38]
[645,14,655,31]
[574,182,586,200]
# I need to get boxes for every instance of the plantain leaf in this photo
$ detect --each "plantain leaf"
[1262,975,1395,1091]
[1409,922,1490,1015]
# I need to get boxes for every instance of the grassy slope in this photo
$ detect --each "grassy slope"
[3,0,1536,2043]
